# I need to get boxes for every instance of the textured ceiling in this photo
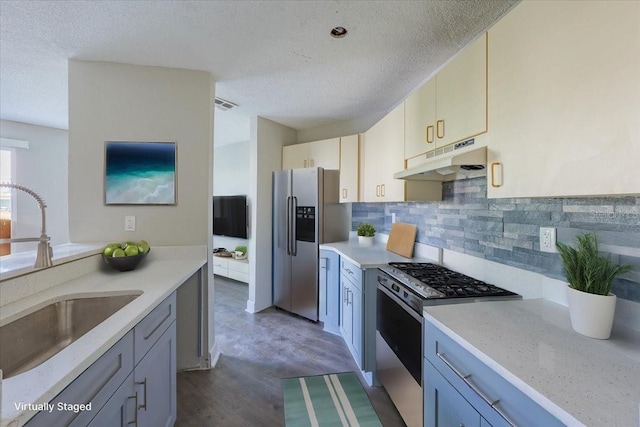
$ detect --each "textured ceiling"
[0,0,519,144]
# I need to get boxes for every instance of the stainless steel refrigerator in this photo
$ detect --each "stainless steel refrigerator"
[273,167,348,321]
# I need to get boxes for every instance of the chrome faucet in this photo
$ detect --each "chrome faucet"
[0,183,53,268]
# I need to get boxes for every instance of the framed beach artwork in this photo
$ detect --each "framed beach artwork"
[104,141,177,205]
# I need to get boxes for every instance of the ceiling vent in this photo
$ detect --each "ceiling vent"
[214,97,238,111]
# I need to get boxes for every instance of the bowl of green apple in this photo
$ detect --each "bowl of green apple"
[102,240,150,272]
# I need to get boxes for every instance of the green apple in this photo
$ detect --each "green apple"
[138,240,150,253]
[103,246,115,257]
[112,248,126,257]
[124,245,139,256]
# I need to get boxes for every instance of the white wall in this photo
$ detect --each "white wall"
[68,60,215,360]
[247,116,296,313]
[213,141,250,251]
[68,60,213,247]
[0,120,69,252]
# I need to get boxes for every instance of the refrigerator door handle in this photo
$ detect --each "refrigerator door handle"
[292,196,298,256]
[286,196,291,255]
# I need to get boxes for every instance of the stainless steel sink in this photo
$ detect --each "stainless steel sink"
[0,294,139,379]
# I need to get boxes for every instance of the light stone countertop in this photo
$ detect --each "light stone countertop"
[423,299,640,427]
[0,248,206,427]
[0,243,105,281]
[320,236,439,268]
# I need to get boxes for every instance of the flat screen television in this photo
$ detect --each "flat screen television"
[213,195,248,238]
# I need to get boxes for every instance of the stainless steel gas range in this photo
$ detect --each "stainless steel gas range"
[376,262,521,427]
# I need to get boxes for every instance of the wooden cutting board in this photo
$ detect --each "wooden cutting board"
[386,222,417,258]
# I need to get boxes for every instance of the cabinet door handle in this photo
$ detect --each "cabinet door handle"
[426,125,434,144]
[127,394,138,426]
[304,159,307,168]
[376,185,380,197]
[343,285,347,303]
[436,119,445,139]
[310,159,315,167]
[342,188,347,199]
[347,289,352,305]
[136,379,148,411]
[437,352,516,426]
[491,162,502,188]
[143,305,172,340]
[381,184,385,197]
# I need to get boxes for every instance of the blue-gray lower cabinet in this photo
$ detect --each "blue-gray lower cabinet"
[424,358,485,427]
[135,321,177,427]
[86,373,136,426]
[319,250,340,335]
[323,253,377,385]
[339,273,362,367]
[423,318,564,427]
[26,293,177,427]
[88,322,176,427]
[26,331,135,427]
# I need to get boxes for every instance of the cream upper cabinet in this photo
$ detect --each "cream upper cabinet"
[404,33,487,161]
[282,138,340,170]
[339,134,359,203]
[363,104,405,202]
[487,1,640,198]
[309,138,340,169]
[282,143,309,169]
[404,78,437,159]
[363,105,442,202]
[435,33,487,148]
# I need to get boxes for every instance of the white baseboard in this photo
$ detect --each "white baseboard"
[209,339,220,368]
[245,298,256,314]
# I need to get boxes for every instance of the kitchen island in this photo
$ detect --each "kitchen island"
[0,246,207,427]
[423,298,640,427]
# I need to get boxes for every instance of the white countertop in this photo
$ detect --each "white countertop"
[0,243,104,281]
[423,299,640,427]
[0,248,206,427]
[320,236,439,268]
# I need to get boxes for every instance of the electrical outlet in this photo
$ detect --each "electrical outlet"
[391,213,396,224]
[540,227,557,253]
[125,216,136,232]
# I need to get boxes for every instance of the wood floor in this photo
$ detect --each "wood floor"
[176,276,406,426]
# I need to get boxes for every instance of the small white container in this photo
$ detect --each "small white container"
[567,286,617,339]
[358,236,374,247]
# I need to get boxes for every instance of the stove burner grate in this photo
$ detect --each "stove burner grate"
[388,262,518,298]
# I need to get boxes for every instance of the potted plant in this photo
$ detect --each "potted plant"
[556,233,633,339]
[234,245,247,260]
[356,223,376,247]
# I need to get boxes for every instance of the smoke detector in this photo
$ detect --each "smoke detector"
[214,97,238,111]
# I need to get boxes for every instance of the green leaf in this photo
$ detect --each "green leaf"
[556,233,634,295]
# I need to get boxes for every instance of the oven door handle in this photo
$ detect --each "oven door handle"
[377,283,422,322]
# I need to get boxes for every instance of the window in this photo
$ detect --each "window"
[0,148,13,255]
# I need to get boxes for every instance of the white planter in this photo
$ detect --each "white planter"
[358,236,374,247]
[567,286,617,339]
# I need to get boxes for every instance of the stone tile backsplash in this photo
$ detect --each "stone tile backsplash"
[352,177,640,302]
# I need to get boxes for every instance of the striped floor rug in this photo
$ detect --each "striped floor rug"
[282,372,383,427]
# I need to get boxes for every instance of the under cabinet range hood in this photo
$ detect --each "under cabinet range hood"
[394,139,487,181]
